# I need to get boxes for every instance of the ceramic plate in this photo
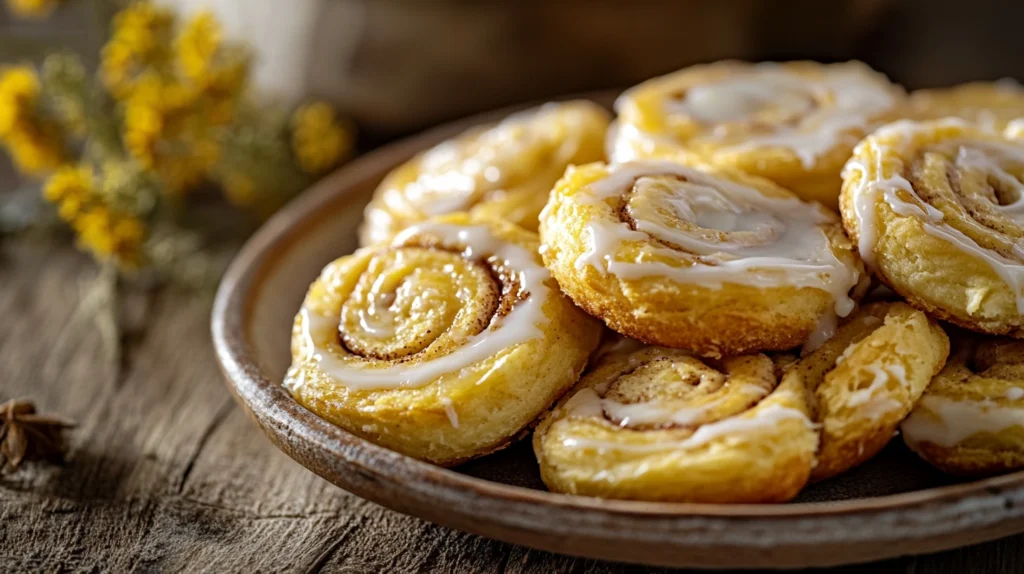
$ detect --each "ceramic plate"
[211,95,1024,569]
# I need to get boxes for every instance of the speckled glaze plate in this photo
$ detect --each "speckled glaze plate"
[211,94,1024,569]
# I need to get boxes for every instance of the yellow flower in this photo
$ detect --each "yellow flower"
[43,160,147,267]
[123,116,160,168]
[0,65,40,137]
[0,65,63,176]
[118,74,225,197]
[200,52,248,126]
[100,40,136,99]
[5,123,63,176]
[161,81,199,113]
[126,71,164,106]
[122,75,166,168]
[74,207,117,256]
[73,205,146,268]
[112,216,146,249]
[111,2,172,57]
[5,0,58,19]
[291,102,352,174]
[124,100,162,139]
[204,49,247,92]
[44,164,93,221]
[43,163,93,203]
[176,11,221,81]
[101,3,174,98]
[57,194,83,221]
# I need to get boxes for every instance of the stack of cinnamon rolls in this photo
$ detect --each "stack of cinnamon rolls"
[285,61,1024,503]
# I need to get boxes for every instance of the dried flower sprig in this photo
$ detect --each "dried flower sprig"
[43,164,148,267]
[1,2,355,287]
[0,398,75,472]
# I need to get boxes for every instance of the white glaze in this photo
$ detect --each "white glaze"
[803,312,837,354]
[374,102,592,224]
[1005,118,1024,140]
[844,120,1024,313]
[612,63,898,167]
[668,76,814,125]
[1007,387,1024,401]
[606,121,672,164]
[832,314,886,366]
[440,397,460,428]
[902,395,1024,447]
[844,364,907,419]
[285,223,552,391]
[573,160,860,322]
[561,402,812,454]
[565,383,771,429]
[356,282,398,338]
[954,145,1024,224]
[966,287,988,314]
[606,384,770,427]
[362,202,399,245]
[834,343,857,365]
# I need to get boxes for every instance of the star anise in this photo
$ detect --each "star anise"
[0,399,75,472]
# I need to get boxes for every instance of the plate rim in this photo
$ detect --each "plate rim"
[211,94,1024,568]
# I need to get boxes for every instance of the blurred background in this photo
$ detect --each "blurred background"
[3,0,1024,142]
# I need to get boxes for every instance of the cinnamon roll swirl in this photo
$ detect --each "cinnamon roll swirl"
[783,302,950,481]
[841,119,1024,337]
[902,333,1024,476]
[539,159,866,358]
[286,213,601,465]
[360,100,610,246]
[609,61,905,208]
[533,338,817,503]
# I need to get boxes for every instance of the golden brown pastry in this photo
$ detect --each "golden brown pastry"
[783,302,950,481]
[840,118,1024,337]
[533,338,817,503]
[609,61,906,208]
[910,81,1024,131]
[539,158,867,358]
[285,213,601,466]
[902,333,1024,476]
[359,100,610,245]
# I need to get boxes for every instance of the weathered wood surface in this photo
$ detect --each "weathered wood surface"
[1,238,1023,573]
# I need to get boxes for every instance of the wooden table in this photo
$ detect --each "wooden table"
[2,239,1023,573]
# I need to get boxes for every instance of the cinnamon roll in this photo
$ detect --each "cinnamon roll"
[539,159,866,358]
[286,213,601,466]
[910,81,1024,132]
[533,338,817,503]
[359,100,610,246]
[783,302,950,481]
[841,119,1024,337]
[609,61,905,208]
[902,334,1024,476]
